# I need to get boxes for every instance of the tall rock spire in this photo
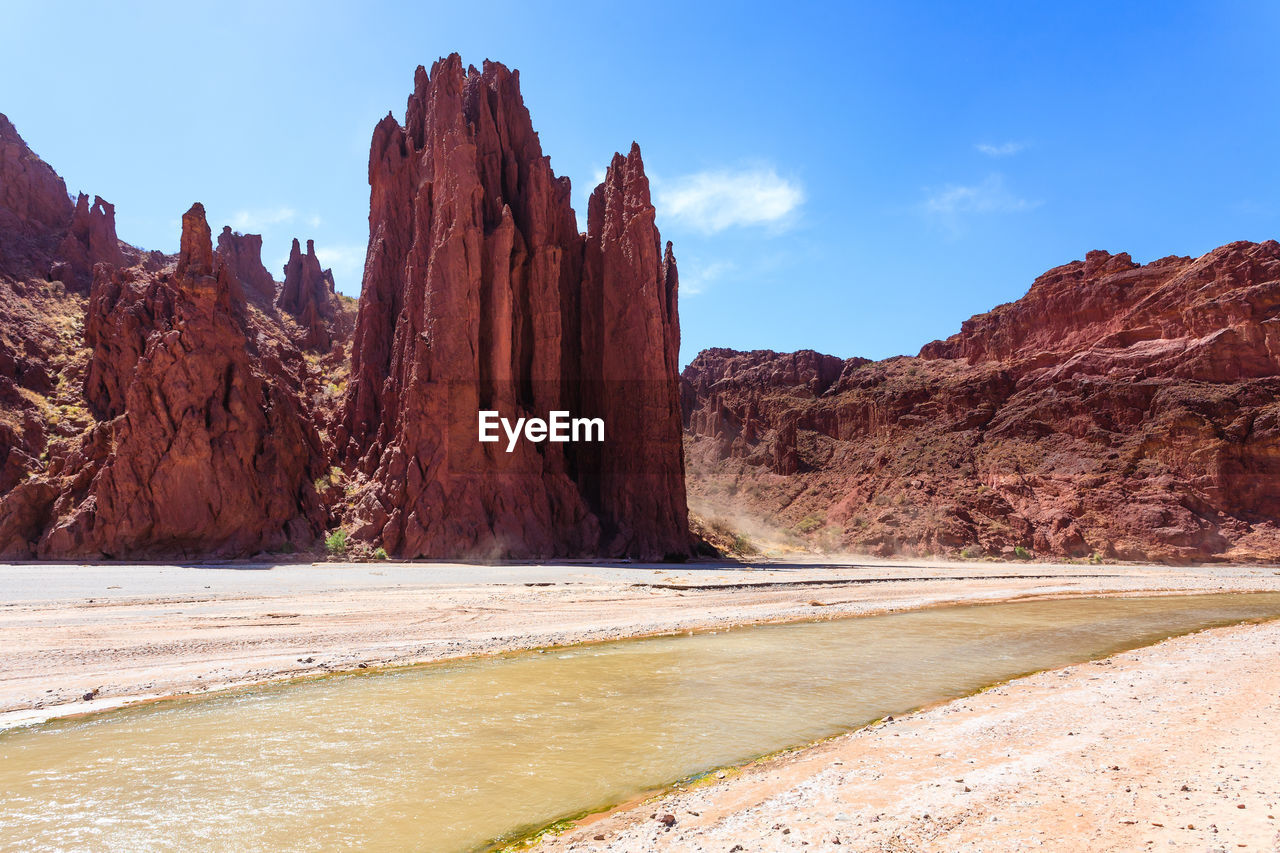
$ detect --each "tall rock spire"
[279,237,335,351]
[216,226,277,306]
[341,55,688,558]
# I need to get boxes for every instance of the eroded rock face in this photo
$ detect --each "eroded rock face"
[0,204,328,559]
[216,226,277,306]
[0,113,73,277]
[278,237,335,350]
[684,242,1280,564]
[55,193,126,292]
[579,145,689,555]
[341,54,688,558]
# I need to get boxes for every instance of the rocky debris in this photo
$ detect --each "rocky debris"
[216,226,277,306]
[684,241,1280,563]
[339,54,688,559]
[0,204,328,559]
[278,237,335,351]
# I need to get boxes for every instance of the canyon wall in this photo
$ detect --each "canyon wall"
[684,244,1280,563]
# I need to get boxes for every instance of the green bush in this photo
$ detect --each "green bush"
[372,546,388,561]
[1013,545,1032,560]
[730,534,758,556]
[796,514,824,534]
[325,529,348,557]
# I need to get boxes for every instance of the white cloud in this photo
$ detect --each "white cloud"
[976,141,1025,158]
[680,260,734,296]
[230,206,297,231]
[656,167,803,234]
[307,214,323,228]
[314,244,366,294]
[922,174,1039,217]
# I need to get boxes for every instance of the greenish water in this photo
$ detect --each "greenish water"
[3,592,1279,852]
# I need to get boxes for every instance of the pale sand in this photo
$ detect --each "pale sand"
[538,619,1280,852]
[1,558,1277,729]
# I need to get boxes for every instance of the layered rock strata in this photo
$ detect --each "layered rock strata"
[684,244,1280,563]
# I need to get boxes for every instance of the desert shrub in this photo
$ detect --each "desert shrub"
[796,514,824,534]
[730,534,758,556]
[961,545,982,559]
[325,529,348,557]
[1013,545,1032,560]
[373,546,388,561]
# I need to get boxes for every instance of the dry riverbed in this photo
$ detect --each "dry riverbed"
[1,557,1277,728]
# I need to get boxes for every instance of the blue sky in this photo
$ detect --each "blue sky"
[3,1,1278,366]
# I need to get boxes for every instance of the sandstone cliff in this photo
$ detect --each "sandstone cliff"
[0,204,332,558]
[0,115,351,559]
[684,243,1280,563]
[339,55,689,559]
[0,113,73,279]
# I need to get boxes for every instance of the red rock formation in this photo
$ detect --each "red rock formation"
[54,193,126,291]
[0,204,328,559]
[1,115,134,291]
[0,113,73,277]
[684,242,1280,564]
[216,226,277,306]
[278,237,335,350]
[340,55,688,558]
[0,116,87,512]
[579,145,689,553]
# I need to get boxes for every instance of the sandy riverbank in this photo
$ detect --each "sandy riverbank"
[1,557,1278,729]
[538,618,1280,852]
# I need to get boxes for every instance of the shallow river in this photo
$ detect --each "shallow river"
[4,592,1280,851]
